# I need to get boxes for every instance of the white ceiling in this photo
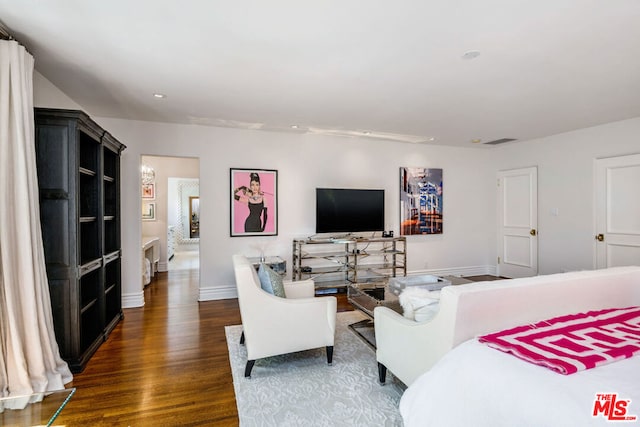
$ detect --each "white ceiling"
[1,0,640,147]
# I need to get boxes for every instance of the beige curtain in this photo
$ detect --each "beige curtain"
[0,40,72,403]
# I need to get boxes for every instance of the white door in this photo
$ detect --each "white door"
[595,154,640,269]
[497,167,538,278]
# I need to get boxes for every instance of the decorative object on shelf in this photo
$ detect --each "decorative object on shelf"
[142,201,156,221]
[140,164,155,184]
[230,168,278,237]
[252,241,273,264]
[141,182,155,199]
[400,167,443,235]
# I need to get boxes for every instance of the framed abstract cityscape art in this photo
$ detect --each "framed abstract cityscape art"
[400,167,443,235]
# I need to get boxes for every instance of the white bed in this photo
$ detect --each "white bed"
[400,339,640,427]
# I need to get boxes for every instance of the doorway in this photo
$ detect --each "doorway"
[497,166,538,278]
[140,155,200,281]
[595,153,640,268]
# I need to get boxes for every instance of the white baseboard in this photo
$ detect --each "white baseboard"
[122,291,145,308]
[158,262,168,272]
[199,285,237,301]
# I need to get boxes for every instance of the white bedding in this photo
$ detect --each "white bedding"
[400,339,640,427]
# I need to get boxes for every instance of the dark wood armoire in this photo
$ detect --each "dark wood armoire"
[34,108,126,373]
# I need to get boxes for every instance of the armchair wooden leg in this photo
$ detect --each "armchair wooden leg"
[326,346,334,365]
[240,331,245,345]
[244,360,255,378]
[378,362,387,384]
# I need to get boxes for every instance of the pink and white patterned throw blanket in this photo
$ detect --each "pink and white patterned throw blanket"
[478,306,640,375]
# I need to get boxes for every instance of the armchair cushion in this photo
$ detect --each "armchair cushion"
[257,263,286,298]
[283,279,315,299]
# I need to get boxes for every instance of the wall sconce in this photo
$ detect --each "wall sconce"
[141,164,156,184]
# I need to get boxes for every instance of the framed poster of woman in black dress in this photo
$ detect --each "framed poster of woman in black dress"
[230,168,278,236]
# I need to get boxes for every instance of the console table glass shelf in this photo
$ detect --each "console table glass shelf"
[292,236,407,291]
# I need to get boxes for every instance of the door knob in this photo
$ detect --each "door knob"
[596,233,604,242]
[530,229,537,236]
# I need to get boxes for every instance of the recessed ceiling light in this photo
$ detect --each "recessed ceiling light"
[363,131,371,135]
[153,93,166,99]
[427,137,435,141]
[462,50,481,60]
[291,125,299,129]
[471,138,482,143]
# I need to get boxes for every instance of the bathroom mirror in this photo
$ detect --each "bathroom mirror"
[189,196,200,238]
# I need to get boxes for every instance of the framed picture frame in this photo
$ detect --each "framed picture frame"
[400,167,443,235]
[230,168,278,236]
[142,202,156,221]
[142,183,155,199]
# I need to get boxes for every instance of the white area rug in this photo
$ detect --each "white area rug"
[225,311,405,426]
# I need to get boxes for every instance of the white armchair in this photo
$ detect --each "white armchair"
[232,255,337,377]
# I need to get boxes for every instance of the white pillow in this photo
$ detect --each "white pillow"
[399,287,440,321]
[414,303,440,322]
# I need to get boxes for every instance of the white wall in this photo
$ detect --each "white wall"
[33,70,86,111]
[94,117,496,306]
[493,118,640,274]
[34,70,640,308]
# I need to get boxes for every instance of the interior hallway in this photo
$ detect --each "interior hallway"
[169,250,200,271]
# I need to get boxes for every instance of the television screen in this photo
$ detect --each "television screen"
[316,188,385,234]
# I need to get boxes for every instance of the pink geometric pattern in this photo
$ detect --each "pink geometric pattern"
[478,306,640,375]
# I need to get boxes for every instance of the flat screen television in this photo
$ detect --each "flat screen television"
[316,188,385,234]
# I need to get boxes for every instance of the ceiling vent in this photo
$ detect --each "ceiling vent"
[483,138,517,145]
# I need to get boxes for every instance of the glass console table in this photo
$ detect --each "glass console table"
[0,388,75,427]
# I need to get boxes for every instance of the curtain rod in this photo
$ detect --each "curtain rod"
[0,20,13,40]
[0,20,33,55]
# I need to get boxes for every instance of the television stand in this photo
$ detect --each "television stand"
[292,236,406,292]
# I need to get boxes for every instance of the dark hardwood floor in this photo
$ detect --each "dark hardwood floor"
[58,270,353,426]
[58,269,243,426]
[56,270,495,425]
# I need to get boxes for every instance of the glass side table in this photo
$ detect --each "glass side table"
[0,388,75,427]
[248,256,287,276]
